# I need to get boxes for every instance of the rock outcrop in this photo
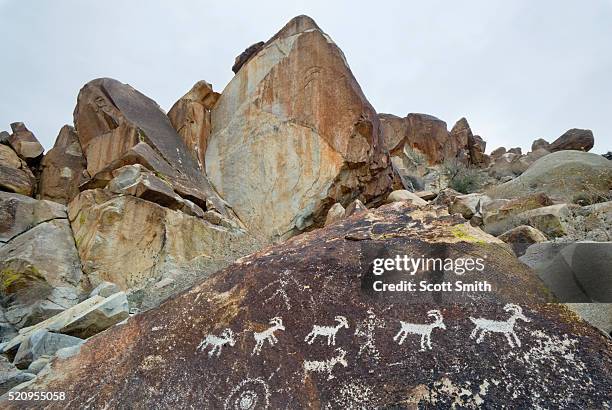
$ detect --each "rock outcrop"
[38,125,87,205]
[7,123,44,164]
[6,202,611,408]
[68,189,260,310]
[380,113,459,165]
[73,77,234,218]
[206,16,392,243]
[167,80,220,169]
[0,193,83,329]
[0,145,36,196]
[487,151,612,204]
[549,128,594,152]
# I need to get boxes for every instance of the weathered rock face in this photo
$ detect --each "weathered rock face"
[73,77,234,218]
[38,125,87,205]
[0,193,83,329]
[487,151,612,204]
[549,128,594,152]
[167,81,220,169]
[7,123,44,164]
[68,189,260,310]
[380,113,459,165]
[0,145,36,196]
[8,202,611,408]
[450,117,489,167]
[207,16,392,242]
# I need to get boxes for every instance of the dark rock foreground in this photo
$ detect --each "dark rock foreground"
[5,202,611,409]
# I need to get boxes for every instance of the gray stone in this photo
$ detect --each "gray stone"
[89,281,121,298]
[0,356,35,395]
[565,303,612,336]
[26,356,51,374]
[520,241,612,303]
[13,329,83,369]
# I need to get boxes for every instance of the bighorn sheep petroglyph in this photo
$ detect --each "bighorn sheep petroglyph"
[304,316,349,345]
[252,317,285,356]
[197,328,235,357]
[303,348,348,380]
[393,310,446,351]
[469,304,530,348]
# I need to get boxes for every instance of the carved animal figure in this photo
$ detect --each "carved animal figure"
[304,315,349,345]
[303,348,348,380]
[393,310,446,351]
[469,304,530,347]
[252,317,285,356]
[197,328,235,357]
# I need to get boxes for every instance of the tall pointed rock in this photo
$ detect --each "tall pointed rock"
[206,16,392,242]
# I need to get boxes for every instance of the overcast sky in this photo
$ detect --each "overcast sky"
[1,0,610,154]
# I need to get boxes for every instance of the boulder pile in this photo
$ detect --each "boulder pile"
[0,13,610,407]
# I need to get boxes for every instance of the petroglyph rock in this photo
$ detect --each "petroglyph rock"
[7,202,611,408]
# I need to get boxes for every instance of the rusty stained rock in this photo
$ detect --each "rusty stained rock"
[167,80,220,169]
[73,77,235,219]
[8,202,611,408]
[207,15,392,243]
[380,113,461,165]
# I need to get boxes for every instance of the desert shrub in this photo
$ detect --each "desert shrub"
[403,145,427,167]
[442,159,485,194]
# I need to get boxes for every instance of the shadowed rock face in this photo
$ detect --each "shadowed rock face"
[38,125,88,205]
[207,15,392,243]
[73,77,233,218]
[9,202,611,408]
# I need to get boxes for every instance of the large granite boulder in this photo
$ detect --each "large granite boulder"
[73,77,234,218]
[206,16,392,243]
[0,145,36,196]
[38,125,88,205]
[68,189,260,310]
[487,151,612,204]
[6,202,611,408]
[0,193,83,329]
[167,80,220,169]
[549,128,594,152]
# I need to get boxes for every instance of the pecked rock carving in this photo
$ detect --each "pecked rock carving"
[393,310,446,351]
[198,328,236,358]
[252,317,285,356]
[304,315,349,346]
[469,304,531,348]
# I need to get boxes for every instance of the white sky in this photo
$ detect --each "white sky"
[1,0,610,153]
